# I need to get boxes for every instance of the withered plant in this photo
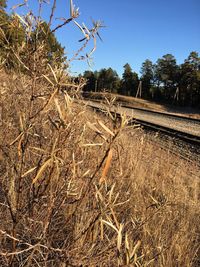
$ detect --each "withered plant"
[0,1,199,267]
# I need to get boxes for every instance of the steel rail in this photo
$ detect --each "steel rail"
[84,100,200,145]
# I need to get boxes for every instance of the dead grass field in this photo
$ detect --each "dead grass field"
[0,71,200,266]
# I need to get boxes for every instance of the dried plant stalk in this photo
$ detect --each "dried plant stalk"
[100,148,113,184]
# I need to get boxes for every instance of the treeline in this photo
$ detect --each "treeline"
[82,52,200,107]
[1,1,199,107]
[0,1,66,71]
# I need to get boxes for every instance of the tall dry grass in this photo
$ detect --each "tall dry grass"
[0,1,200,266]
[0,70,200,266]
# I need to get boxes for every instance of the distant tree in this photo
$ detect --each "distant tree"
[140,59,154,99]
[155,54,179,102]
[179,51,200,106]
[0,0,7,9]
[98,67,120,92]
[105,67,120,93]
[83,70,96,91]
[120,63,139,96]
[187,51,200,70]
[0,0,8,35]
[0,3,66,70]
[0,0,9,36]
[0,10,26,68]
[83,68,120,93]
[97,68,107,90]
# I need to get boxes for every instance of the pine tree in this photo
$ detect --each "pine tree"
[0,0,7,9]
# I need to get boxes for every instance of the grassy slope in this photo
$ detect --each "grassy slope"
[0,71,200,266]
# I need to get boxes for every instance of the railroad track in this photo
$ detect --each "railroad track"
[83,99,200,145]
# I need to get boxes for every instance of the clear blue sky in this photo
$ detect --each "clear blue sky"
[6,0,200,77]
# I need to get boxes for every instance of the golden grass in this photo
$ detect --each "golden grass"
[0,70,199,266]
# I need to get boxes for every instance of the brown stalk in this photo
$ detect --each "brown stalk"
[99,148,113,184]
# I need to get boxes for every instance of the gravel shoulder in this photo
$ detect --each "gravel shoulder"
[85,100,200,138]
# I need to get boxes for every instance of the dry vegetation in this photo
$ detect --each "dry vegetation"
[0,1,200,266]
[0,70,200,266]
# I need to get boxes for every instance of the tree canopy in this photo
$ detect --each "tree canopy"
[82,51,200,108]
[0,3,66,70]
[0,0,7,9]
[119,63,139,96]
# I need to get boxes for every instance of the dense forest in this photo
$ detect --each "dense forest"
[82,52,200,107]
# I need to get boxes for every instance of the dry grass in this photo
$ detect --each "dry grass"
[0,70,200,266]
[0,1,199,266]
